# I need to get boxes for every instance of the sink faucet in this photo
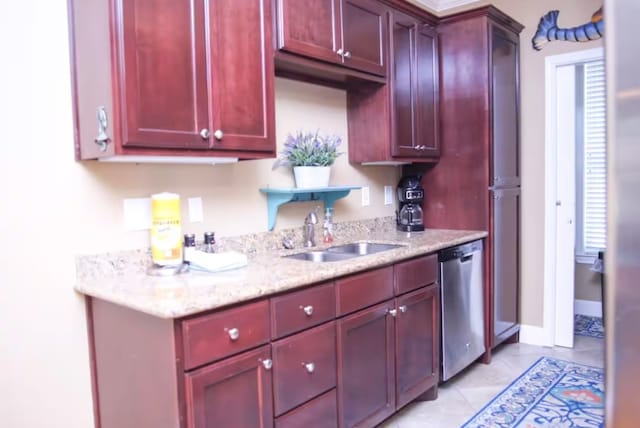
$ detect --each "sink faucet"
[303,208,319,247]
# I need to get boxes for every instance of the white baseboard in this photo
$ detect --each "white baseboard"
[574,299,603,317]
[518,325,550,347]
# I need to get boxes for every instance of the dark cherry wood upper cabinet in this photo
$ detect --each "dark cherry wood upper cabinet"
[390,13,439,158]
[337,301,396,428]
[395,286,439,408]
[69,0,275,160]
[275,0,387,77]
[185,345,273,428]
[347,6,439,164]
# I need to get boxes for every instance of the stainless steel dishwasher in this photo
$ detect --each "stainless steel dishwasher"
[439,240,485,381]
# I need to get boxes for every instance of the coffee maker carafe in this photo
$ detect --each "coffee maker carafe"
[396,175,425,232]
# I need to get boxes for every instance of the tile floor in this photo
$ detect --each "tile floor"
[380,335,605,427]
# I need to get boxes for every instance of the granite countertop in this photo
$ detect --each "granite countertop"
[75,224,486,319]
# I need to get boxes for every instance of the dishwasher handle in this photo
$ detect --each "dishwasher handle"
[438,240,483,263]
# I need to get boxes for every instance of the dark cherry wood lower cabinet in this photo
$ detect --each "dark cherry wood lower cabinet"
[185,345,274,428]
[395,286,440,408]
[275,389,338,428]
[337,301,396,428]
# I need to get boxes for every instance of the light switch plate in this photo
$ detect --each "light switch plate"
[384,186,393,205]
[361,186,370,206]
[188,197,203,222]
[123,198,151,231]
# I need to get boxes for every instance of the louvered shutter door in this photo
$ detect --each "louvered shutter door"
[582,60,607,253]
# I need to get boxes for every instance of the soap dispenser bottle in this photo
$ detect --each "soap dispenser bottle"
[322,207,334,244]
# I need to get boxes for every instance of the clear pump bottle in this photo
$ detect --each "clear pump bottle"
[323,208,334,244]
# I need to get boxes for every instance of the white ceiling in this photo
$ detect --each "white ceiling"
[412,0,478,12]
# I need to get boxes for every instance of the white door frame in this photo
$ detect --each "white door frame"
[543,47,604,347]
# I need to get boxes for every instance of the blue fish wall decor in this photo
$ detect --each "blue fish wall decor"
[532,7,604,50]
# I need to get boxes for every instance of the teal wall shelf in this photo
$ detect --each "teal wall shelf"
[259,186,361,231]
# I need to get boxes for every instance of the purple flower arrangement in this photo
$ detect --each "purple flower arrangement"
[273,130,343,170]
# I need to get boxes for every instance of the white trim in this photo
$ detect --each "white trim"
[574,299,603,317]
[519,324,551,347]
[97,155,239,165]
[543,47,604,348]
[576,254,597,264]
[412,0,476,12]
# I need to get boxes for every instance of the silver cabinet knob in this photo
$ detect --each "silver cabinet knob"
[344,51,351,58]
[399,305,407,313]
[336,48,344,56]
[304,362,315,373]
[388,308,397,317]
[213,129,223,140]
[227,327,240,341]
[262,359,272,370]
[302,305,314,316]
[200,128,210,139]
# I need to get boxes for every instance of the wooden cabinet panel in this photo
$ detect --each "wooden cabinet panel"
[276,0,341,64]
[337,301,395,428]
[341,0,387,76]
[271,282,335,339]
[395,286,440,408]
[336,266,394,316]
[394,253,437,295]
[208,0,275,152]
[118,0,210,149]
[414,24,439,156]
[182,300,270,370]
[491,188,520,342]
[491,24,520,187]
[185,345,273,428]
[272,322,337,416]
[275,389,337,428]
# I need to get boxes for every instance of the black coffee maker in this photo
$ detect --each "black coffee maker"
[396,175,425,232]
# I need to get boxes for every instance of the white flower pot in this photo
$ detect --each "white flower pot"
[293,166,331,189]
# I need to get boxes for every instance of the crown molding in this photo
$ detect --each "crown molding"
[413,0,477,12]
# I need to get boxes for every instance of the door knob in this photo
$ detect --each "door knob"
[301,305,314,316]
[226,327,240,341]
[344,51,351,58]
[200,128,210,139]
[304,362,315,373]
[336,48,344,56]
[261,359,272,370]
[213,129,223,140]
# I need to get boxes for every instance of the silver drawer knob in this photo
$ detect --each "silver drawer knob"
[227,327,240,341]
[200,128,210,139]
[399,305,407,313]
[336,48,344,56]
[344,51,351,58]
[302,305,314,316]
[304,362,315,373]
[388,308,397,317]
[262,359,272,370]
[213,129,223,140]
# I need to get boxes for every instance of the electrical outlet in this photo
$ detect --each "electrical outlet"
[188,197,203,222]
[384,186,393,205]
[123,198,151,231]
[361,186,370,206]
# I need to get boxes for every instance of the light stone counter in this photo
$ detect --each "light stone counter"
[75,219,486,319]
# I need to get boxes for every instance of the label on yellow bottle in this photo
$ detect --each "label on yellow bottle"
[150,192,183,266]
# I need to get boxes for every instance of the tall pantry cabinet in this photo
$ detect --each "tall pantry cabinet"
[421,7,523,362]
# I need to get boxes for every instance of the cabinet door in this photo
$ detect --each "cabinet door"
[185,345,273,428]
[414,24,439,157]
[208,0,275,152]
[395,286,440,408]
[491,188,520,343]
[117,0,210,149]
[276,0,342,65]
[341,0,387,76]
[337,301,395,428]
[491,24,520,187]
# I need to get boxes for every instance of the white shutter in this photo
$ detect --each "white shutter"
[582,60,607,253]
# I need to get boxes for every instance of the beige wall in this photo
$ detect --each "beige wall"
[575,262,603,302]
[0,0,605,425]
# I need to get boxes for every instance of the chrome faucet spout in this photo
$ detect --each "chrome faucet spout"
[303,208,319,247]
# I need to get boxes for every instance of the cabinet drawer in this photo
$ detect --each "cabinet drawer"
[182,300,270,370]
[271,282,335,339]
[275,389,337,428]
[336,266,393,316]
[394,253,437,295]
[272,322,337,416]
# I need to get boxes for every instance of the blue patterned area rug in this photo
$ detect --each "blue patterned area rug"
[574,314,604,338]
[461,357,604,428]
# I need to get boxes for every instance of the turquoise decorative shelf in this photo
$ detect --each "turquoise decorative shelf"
[259,186,361,231]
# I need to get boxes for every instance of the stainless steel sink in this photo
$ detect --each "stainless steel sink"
[283,242,405,262]
[283,251,358,263]
[326,242,405,256]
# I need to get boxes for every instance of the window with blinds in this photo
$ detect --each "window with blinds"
[576,59,606,259]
